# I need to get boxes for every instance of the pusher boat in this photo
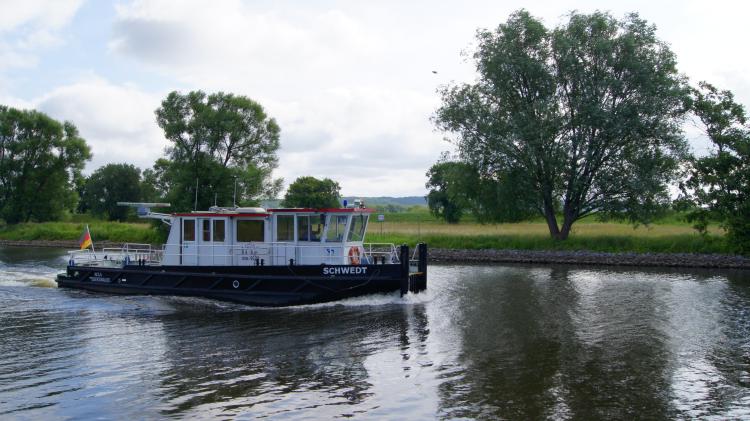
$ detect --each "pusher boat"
[56,202,427,306]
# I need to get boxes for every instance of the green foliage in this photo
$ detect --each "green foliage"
[0,221,164,244]
[83,163,142,221]
[0,105,91,223]
[434,10,688,240]
[683,82,750,254]
[282,176,341,208]
[426,159,538,224]
[425,161,472,223]
[151,90,282,211]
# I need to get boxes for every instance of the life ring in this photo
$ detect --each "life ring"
[348,247,361,265]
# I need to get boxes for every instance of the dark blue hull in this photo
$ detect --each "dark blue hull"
[56,262,426,307]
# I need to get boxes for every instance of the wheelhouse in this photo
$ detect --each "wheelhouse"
[161,207,372,266]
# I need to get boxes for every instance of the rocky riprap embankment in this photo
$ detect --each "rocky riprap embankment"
[429,248,750,269]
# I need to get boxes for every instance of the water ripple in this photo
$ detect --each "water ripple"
[1,248,750,418]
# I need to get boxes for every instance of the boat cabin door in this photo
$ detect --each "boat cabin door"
[273,214,296,265]
[181,218,197,265]
[197,218,229,266]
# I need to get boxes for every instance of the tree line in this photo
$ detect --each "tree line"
[427,10,750,253]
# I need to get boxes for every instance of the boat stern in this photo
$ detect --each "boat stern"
[399,243,427,296]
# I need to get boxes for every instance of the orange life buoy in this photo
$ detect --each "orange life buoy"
[348,247,361,265]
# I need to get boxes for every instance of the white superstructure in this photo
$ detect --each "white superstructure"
[69,205,399,268]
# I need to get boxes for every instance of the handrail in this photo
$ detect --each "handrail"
[68,241,401,267]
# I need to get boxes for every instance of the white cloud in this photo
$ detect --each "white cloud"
[271,86,445,196]
[109,1,385,92]
[0,0,83,31]
[35,77,167,174]
[0,0,84,69]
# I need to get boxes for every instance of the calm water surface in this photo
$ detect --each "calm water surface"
[1,246,749,419]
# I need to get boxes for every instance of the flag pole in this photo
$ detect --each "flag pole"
[88,224,96,259]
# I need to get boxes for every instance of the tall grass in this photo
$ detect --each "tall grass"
[365,232,729,254]
[368,219,722,237]
[365,214,729,254]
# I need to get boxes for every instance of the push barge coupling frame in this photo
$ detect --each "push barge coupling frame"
[56,204,427,307]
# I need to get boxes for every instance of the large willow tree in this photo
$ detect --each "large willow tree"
[434,10,688,239]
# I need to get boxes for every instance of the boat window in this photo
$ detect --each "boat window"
[326,215,348,242]
[237,220,264,242]
[213,219,225,242]
[347,214,368,242]
[297,215,323,242]
[276,215,294,241]
[202,220,211,242]
[183,219,195,242]
[297,216,309,241]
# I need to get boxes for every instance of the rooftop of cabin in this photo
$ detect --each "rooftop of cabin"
[172,206,374,217]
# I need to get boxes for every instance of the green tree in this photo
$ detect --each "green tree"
[153,90,282,211]
[434,10,688,239]
[0,106,91,223]
[425,161,474,223]
[426,160,537,224]
[683,82,750,253]
[282,176,341,208]
[139,158,172,203]
[83,163,142,221]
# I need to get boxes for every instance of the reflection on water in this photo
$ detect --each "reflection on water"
[0,247,749,419]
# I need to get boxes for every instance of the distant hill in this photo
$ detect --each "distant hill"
[343,196,427,207]
[261,196,427,208]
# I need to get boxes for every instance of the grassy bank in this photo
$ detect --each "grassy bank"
[364,210,731,254]
[0,221,163,244]
[365,232,729,254]
[0,213,732,255]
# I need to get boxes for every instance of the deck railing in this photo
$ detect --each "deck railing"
[69,242,400,267]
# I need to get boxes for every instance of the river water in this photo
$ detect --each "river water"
[1,246,749,419]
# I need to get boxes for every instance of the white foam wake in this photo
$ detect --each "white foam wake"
[0,264,59,288]
[288,288,435,310]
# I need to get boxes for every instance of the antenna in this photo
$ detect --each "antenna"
[233,176,238,208]
[194,178,199,211]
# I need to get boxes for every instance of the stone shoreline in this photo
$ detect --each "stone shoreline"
[2,239,749,269]
[429,248,750,269]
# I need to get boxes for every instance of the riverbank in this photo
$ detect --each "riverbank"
[429,248,750,269]
[4,239,748,269]
[0,240,128,249]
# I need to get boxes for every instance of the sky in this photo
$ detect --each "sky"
[1,0,749,197]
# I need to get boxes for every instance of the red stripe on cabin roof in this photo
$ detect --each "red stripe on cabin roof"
[172,213,269,217]
[173,208,375,217]
[267,208,375,213]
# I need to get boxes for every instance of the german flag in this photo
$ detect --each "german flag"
[79,225,93,250]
